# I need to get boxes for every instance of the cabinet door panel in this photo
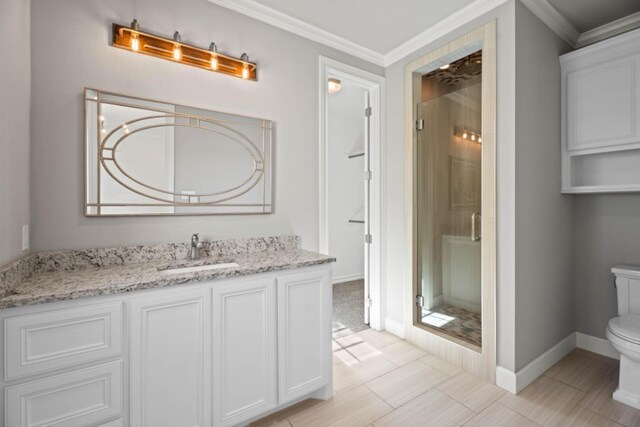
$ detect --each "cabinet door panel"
[213,278,277,426]
[277,268,331,404]
[5,361,122,427]
[130,289,211,427]
[4,302,123,380]
[567,57,639,151]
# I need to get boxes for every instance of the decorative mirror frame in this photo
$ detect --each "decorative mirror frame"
[84,88,273,217]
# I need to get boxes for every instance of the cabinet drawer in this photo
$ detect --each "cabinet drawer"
[5,361,123,427]
[4,302,123,380]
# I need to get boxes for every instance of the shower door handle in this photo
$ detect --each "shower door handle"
[471,212,481,242]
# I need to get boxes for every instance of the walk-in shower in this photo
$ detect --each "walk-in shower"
[416,50,483,349]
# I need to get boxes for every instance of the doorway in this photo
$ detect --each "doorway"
[319,57,384,337]
[403,22,497,381]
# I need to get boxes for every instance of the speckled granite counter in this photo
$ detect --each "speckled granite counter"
[0,236,335,309]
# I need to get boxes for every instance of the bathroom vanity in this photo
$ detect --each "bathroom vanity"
[0,236,334,427]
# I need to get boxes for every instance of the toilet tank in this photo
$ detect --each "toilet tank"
[612,265,640,316]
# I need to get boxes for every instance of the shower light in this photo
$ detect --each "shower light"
[328,78,342,94]
[455,129,482,144]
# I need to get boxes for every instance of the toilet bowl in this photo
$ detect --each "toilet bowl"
[608,266,640,410]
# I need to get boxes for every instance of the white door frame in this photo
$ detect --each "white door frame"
[318,56,385,331]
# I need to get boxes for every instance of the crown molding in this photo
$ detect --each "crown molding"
[207,0,385,66]
[383,0,510,66]
[577,11,640,48]
[519,0,580,47]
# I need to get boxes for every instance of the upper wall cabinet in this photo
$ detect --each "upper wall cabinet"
[561,28,640,193]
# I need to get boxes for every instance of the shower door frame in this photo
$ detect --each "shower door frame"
[403,22,497,381]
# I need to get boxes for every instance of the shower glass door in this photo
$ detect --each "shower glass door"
[416,50,483,349]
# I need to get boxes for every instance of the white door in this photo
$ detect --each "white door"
[130,289,211,427]
[363,91,372,325]
[212,278,277,426]
[277,268,332,404]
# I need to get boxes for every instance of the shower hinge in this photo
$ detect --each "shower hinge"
[416,119,424,131]
[415,295,424,307]
[365,234,372,244]
[365,106,372,117]
[365,297,373,308]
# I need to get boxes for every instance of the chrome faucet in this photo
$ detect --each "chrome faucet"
[190,233,203,260]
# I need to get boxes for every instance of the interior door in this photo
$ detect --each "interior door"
[363,91,372,325]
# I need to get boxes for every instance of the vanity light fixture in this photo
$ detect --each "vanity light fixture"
[209,43,219,71]
[455,128,482,143]
[240,53,250,79]
[112,19,257,80]
[327,78,342,94]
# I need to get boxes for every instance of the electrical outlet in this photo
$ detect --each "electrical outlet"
[22,225,29,251]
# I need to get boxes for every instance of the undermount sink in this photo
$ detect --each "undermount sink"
[158,262,240,275]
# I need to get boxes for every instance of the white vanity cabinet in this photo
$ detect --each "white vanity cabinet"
[561,28,640,193]
[212,277,277,426]
[130,288,212,427]
[277,268,332,404]
[0,264,332,427]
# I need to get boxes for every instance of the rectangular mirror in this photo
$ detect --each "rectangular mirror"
[85,88,272,216]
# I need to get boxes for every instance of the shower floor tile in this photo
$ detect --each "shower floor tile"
[422,305,482,347]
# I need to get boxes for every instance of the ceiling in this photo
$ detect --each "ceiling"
[208,0,640,66]
[243,0,476,54]
[547,0,640,33]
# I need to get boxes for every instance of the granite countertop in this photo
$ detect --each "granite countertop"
[0,236,335,310]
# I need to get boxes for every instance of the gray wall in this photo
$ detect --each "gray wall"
[574,195,640,339]
[0,0,31,265]
[513,2,574,370]
[383,1,519,370]
[30,0,382,252]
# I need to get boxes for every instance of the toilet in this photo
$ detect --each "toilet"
[607,265,640,410]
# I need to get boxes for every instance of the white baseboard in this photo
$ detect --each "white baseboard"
[576,332,620,360]
[332,274,364,285]
[496,366,517,394]
[384,317,405,339]
[497,332,576,394]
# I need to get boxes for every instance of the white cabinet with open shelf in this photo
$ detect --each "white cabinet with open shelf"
[561,28,640,193]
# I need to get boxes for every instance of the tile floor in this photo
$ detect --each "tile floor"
[251,329,640,427]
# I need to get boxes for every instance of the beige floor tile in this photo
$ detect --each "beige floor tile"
[365,360,448,408]
[463,402,539,427]
[333,348,360,366]
[250,399,322,426]
[437,371,505,412]
[421,354,463,377]
[344,341,385,361]
[288,385,392,427]
[578,369,640,426]
[378,340,427,366]
[336,329,401,350]
[498,375,585,426]
[373,389,475,427]
[558,406,624,427]
[545,349,617,392]
[333,354,397,394]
